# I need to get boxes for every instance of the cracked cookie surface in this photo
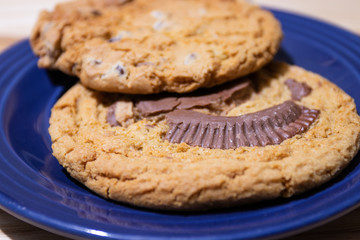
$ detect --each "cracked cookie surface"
[31,0,282,94]
[49,62,360,210]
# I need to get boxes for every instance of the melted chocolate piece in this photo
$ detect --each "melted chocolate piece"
[285,79,312,101]
[165,101,320,149]
[91,10,102,16]
[106,103,120,127]
[136,97,180,116]
[135,79,251,116]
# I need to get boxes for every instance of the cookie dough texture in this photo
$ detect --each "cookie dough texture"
[31,0,282,94]
[49,62,360,210]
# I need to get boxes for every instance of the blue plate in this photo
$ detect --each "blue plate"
[0,9,360,240]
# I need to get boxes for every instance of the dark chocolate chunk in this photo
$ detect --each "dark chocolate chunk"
[135,79,251,116]
[136,97,180,116]
[165,101,320,149]
[106,103,120,127]
[115,64,126,76]
[285,79,312,101]
[92,59,102,65]
[91,10,102,16]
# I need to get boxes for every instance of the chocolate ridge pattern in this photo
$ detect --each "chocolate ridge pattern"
[165,101,320,149]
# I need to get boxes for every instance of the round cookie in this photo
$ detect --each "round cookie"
[31,0,282,94]
[49,62,360,210]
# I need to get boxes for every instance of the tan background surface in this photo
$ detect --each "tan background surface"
[0,0,360,239]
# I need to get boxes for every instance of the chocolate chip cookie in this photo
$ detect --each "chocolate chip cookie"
[49,62,360,210]
[31,0,282,94]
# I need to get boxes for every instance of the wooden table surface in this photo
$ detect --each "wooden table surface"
[0,0,360,239]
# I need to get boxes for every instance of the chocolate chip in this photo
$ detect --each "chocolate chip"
[93,59,102,65]
[165,101,320,149]
[285,79,312,101]
[115,64,125,76]
[107,103,120,127]
[91,10,102,16]
[86,57,103,66]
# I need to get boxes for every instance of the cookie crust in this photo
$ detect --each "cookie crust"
[31,0,282,94]
[49,62,360,210]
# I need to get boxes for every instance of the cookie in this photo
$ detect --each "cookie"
[31,0,282,94]
[49,62,360,210]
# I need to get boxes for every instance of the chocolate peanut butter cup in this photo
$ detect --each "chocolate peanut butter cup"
[165,101,320,149]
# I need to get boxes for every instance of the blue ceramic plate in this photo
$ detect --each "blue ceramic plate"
[0,9,360,240]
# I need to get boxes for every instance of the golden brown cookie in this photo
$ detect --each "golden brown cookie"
[49,62,360,210]
[31,0,282,94]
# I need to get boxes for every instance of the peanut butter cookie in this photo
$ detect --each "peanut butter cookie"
[31,0,282,94]
[49,62,360,210]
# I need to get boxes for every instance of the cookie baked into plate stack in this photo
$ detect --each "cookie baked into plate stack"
[31,0,360,211]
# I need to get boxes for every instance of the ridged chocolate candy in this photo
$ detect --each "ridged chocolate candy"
[165,101,320,149]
